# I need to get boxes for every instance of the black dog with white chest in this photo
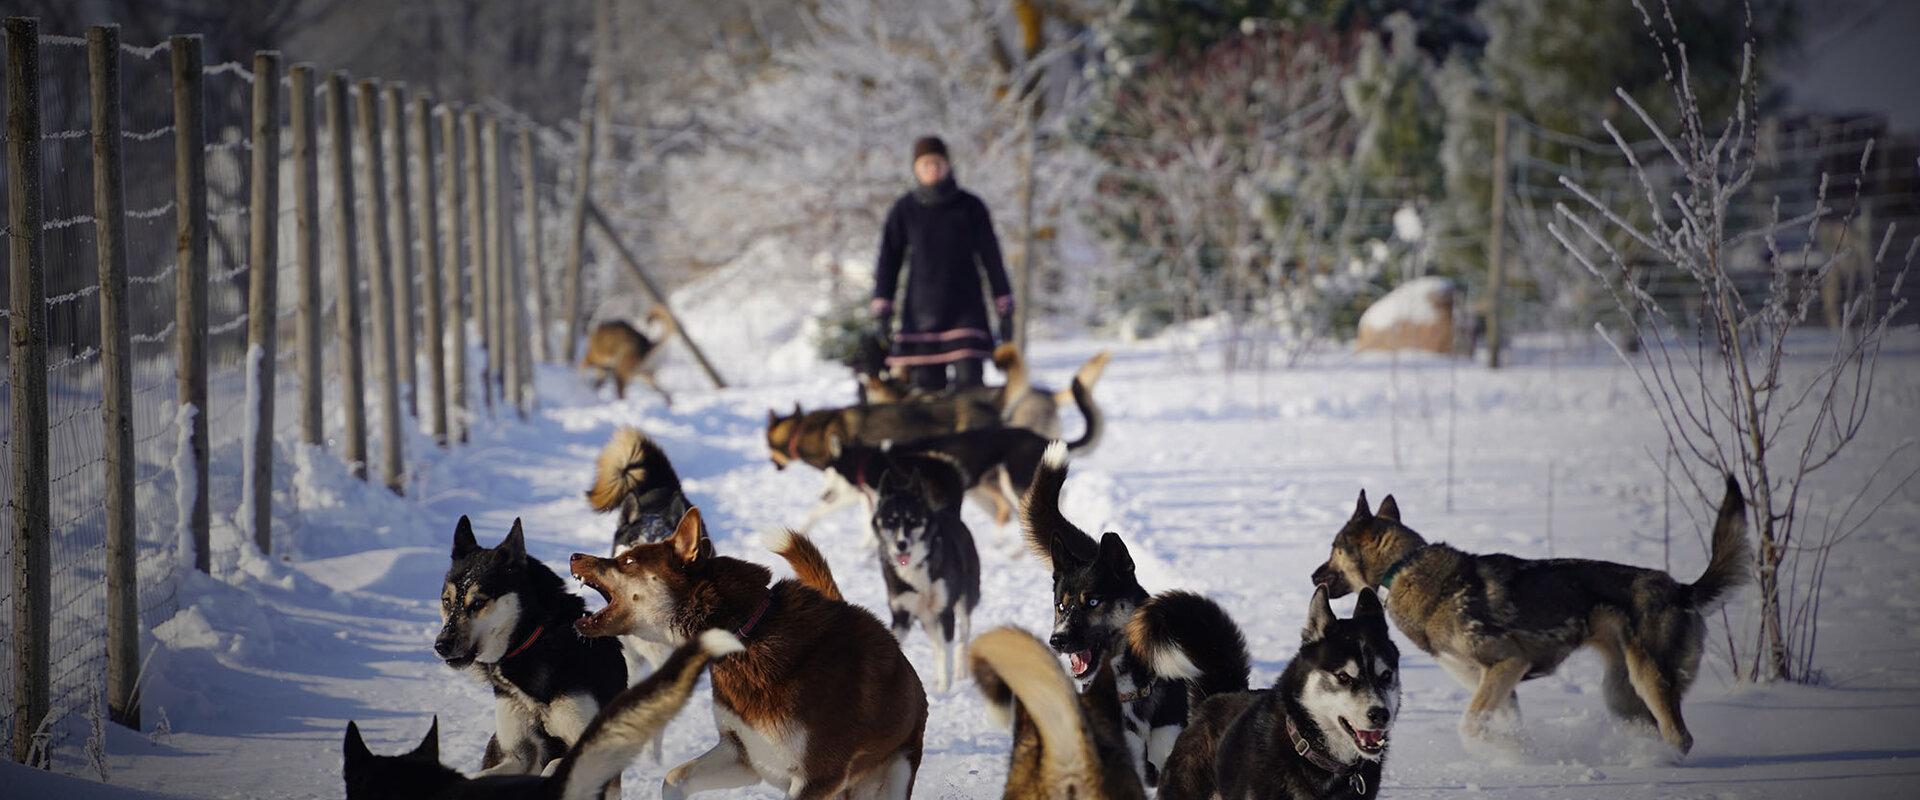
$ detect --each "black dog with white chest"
[871,456,981,693]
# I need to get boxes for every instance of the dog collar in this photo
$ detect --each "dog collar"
[735,594,775,640]
[1285,713,1367,795]
[1378,550,1419,592]
[502,624,544,660]
[1116,685,1152,703]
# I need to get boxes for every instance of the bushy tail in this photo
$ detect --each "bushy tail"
[1022,442,1096,568]
[586,427,649,512]
[1064,378,1102,453]
[1127,591,1251,716]
[1052,350,1113,404]
[763,529,844,602]
[554,630,742,800]
[993,343,1032,402]
[969,626,1095,777]
[646,306,677,340]
[1688,475,1752,612]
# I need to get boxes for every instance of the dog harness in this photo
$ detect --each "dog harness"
[1284,713,1368,796]
[502,625,545,660]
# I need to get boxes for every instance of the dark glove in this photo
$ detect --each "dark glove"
[998,313,1017,343]
[993,294,1016,342]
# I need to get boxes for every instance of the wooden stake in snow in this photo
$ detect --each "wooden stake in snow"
[244,50,281,554]
[291,65,324,447]
[356,79,405,494]
[415,94,449,447]
[172,34,211,572]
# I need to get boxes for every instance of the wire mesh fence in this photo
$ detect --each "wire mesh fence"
[3,20,573,767]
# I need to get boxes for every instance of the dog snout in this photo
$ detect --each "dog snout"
[1310,562,1330,585]
[432,627,459,658]
[1047,632,1072,652]
[1366,707,1390,728]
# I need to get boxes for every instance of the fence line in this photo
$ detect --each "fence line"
[2,17,570,767]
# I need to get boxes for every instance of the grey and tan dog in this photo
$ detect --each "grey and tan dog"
[1309,479,1750,754]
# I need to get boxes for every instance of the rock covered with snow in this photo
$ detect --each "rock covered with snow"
[1357,276,1457,354]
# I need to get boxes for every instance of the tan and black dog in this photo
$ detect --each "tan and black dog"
[767,394,1001,532]
[580,308,674,405]
[1309,479,1750,754]
[569,510,927,798]
[863,344,1112,449]
[969,626,1145,800]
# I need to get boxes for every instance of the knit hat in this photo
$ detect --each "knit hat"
[911,135,948,162]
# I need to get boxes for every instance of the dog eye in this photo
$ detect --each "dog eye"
[1333,672,1352,685]
[1085,597,1100,608]
[1378,669,1394,683]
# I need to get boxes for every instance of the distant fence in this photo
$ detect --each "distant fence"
[2,17,578,766]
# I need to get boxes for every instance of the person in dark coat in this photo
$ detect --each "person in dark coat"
[871,135,1015,393]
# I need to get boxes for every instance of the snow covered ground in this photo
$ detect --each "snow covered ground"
[47,324,1920,799]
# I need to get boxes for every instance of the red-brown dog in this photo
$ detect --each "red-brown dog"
[570,509,927,798]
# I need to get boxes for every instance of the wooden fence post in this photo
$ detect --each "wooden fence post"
[290,65,323,446]
[356,80,405,494]
[520,127,550,365]
[382,84,417,418]
[561,103,596,364]
[6,15,52,763]
[1486,110,1509,369]
[1015,100,1035,352]
[244,50,281,555]
[483,116,512,410]
[324,71,367,478]
[171,34,211,574]
[586,201,728,389]
[441,105,469,440]
[87,22,141,732]
[414,94,449,446]
[462,110,491,413]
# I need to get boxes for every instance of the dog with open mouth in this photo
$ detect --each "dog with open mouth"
[433,517,628,784]
[1137,586,1400,799]
[1021,442,1233,788]
[569,508,928,798]
[870,456,981,692]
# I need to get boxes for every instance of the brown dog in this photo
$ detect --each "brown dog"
[970,626,1144,800]
[570,510,926,798]
[580,307,674,405]
[862,344,1111,448]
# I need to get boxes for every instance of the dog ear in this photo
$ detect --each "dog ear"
[1097,531,1135,576]
[1351,490,1373,522]
[1303,584,1335,644]
[500,519,528,566]
[1354,587,1385,620]
[767,409,778,426]
[344,721,371,765]
[671,507,711,564]
[409,716,440,763]
[1376,495,1401,523]
[452,516,479,559]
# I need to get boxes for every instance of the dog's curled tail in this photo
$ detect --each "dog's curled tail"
[1127,591,1251,714]
[586,427,649,513]
[1688,475,1752,612]
[553,630,741,800]
[763,529,844,602]
[646,305,677,339]
[969,626,1096,776]
[1064,377,1102,453]
[1023,442,1095,566]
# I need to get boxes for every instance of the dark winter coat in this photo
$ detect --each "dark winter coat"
[872,177,1013,367]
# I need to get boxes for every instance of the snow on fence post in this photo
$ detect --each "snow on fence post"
[415,94,449,447]
[560,101,596,365]
[519,127,550,366]
[244,50,282,555]
[1485,110,1510,369]
[382,84,417,419]
[88,23,141,731]
[462,109,492,414]
[483,115,513,412]
[324,71,368,478]
[291,65,324,447]
[171,34,211,574]
[442,104,470,441]
[6,15,53,765]
[356,80,405,495]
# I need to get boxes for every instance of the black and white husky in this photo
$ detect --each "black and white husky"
[870,456,981,693]
[434,517,627,778]
[1136,586,1402,800]
[1022,442,1249,788]
[345,630,741,799]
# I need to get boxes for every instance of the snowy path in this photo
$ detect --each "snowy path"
[80,335,1920,798]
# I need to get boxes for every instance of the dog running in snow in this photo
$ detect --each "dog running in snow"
[968,626,1145,800]
[434,517,627,780]
[870,456,981,692]
[766,392,1001,533]
[1309,479,1750,754]
[1134,587,1399,799]
[580,308,675,405]
[585,426,696,554]
[343,631,739,800]
[569,509,928,798]
[862,343,1113,450]
[1021,442,1232,788]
